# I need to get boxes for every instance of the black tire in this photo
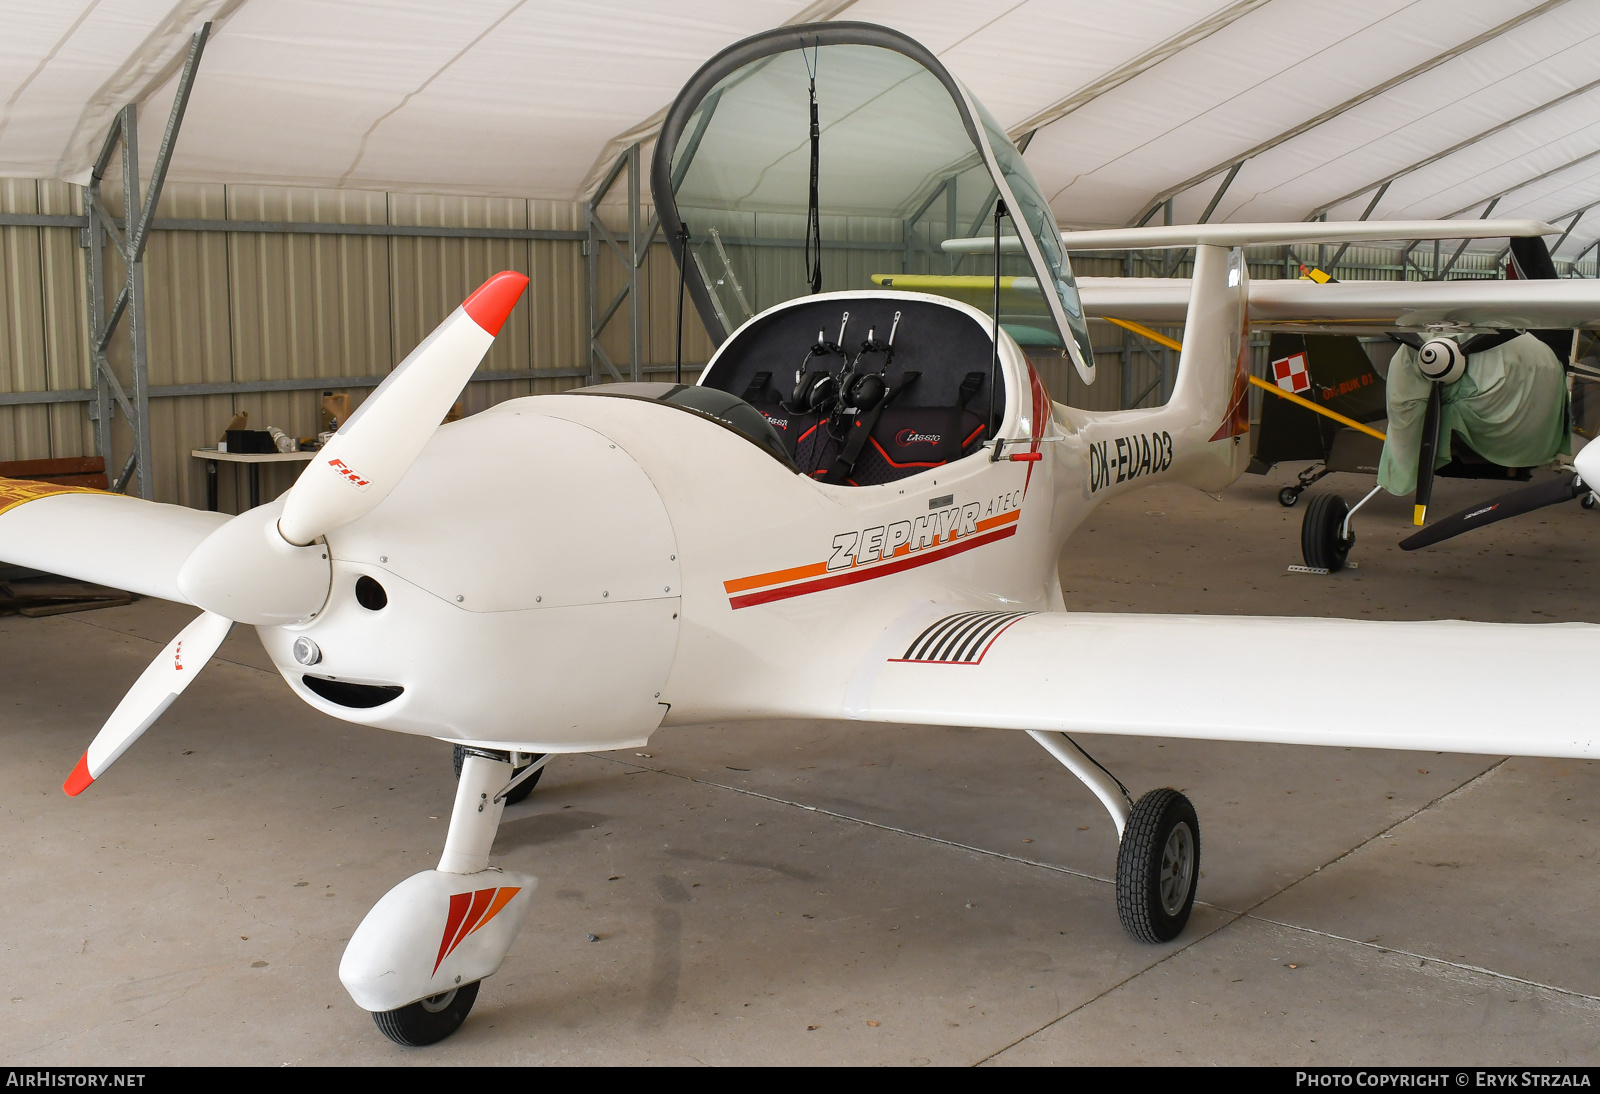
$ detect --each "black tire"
[452,744,544,805]
[372,980,479,1047]
[1278,486,1300,508]
[1300,492,1352,572]
[1115,788,1201,944]
[1583,492,1597,511]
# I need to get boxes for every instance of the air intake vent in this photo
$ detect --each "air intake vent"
[302,675,403,708]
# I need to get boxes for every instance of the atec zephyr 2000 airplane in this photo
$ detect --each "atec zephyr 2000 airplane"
[4,24,1600,1046]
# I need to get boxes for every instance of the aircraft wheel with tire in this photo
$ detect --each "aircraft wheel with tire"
[372,981,480,1046]
[1300,493,1352,572]
[1278,487,1299,508]
[1583,492,1598,510]
[453,744,544,805]
[1115,788,1200,944]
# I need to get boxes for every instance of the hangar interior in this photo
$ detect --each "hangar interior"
[2,0,1599,1065]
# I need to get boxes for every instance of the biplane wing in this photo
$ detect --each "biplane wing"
[1074,276,1600,335]
[840,609,1600,760]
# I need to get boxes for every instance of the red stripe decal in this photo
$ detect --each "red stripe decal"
[729,525,1017,609]
[435,892,474,974]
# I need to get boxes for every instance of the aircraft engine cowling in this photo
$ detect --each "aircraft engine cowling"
[1417,338,1468,384]
[256,404,682,753]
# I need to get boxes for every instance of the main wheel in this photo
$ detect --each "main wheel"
[372,981,480,1046]
[1115,788,1200,944]
[1300,492,1352,572]
[1278,486,1300,508]
[453,744,544,805]
[1583,492,1598,510]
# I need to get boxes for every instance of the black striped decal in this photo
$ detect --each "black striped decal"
[892,611,1034,665]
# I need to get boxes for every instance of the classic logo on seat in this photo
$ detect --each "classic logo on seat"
[763,414,789,428]
[434,885,521,973]
[895,428,940,446]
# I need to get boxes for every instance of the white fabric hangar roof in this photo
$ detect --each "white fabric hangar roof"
[4,0,1600,257]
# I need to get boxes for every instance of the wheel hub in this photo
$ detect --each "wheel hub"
[1158,821,1194,918]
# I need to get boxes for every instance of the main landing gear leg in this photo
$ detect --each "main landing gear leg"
[1027,731,1201,944]
[341,751,538,1047]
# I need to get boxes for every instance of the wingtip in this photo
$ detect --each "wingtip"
[63,753,93,797]
[462,271,530,336]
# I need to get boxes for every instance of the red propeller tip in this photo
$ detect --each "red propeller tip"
[63,753,93,797]
[462,271,530,336]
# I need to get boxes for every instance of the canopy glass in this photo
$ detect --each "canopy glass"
[653,25,1094,377]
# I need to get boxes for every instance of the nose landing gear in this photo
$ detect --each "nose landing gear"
[342,750,537,1047]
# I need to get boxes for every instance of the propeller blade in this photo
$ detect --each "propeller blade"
[63,610,233,796]
[276,271,529,546]
[1400,474,1584,551]
[1413,382,1444,525]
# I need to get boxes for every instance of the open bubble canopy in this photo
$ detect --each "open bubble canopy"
[3,0,1600,262]
[652,23,1093,372]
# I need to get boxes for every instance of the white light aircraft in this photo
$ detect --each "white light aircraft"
[4,24,1600,1046]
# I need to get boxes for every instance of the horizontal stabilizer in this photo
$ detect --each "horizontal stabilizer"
[846,610,1599,760]
[0,484,227,603]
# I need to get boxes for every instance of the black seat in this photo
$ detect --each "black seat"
[848,405,987,486]
[698,297,1000,484]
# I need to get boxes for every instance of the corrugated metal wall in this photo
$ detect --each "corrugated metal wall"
[1,179,713,510]
[3,173,1583,509]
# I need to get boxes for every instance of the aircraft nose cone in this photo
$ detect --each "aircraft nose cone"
[176,501,332,626]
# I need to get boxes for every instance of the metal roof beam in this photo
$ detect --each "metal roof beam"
[1444,144,1600,218]
[1307,73,1600,220]
[1127,0,1571,227]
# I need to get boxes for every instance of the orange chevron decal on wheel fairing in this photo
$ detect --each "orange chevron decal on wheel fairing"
[434,886,521,973]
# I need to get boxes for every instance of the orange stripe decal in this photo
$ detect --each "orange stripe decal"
[975,509,1020,533]
[729,525,1017,609]
[724,560,830,594]
[469,886,521,937]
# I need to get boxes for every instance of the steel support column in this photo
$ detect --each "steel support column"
[82,23,208,499]
[585,142,654,386]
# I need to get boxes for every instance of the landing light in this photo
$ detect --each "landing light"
[293,637,322,666]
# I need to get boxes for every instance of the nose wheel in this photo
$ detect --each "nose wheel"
[373,981,481,1046]
[1115,788,1201,943]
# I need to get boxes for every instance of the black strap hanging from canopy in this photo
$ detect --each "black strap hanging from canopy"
[804,40,823,295]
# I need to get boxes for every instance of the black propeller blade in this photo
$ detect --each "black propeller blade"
[1400,473,1586,551]
[1413,381,1443,526]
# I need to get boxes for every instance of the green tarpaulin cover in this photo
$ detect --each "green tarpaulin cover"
[1378,332,1568,495]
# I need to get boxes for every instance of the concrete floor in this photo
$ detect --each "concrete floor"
[3,465,1598,1065]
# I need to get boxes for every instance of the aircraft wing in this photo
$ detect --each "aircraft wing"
[1076,276,1600,334]
[843,610,1599,760]
[0,479,228,603]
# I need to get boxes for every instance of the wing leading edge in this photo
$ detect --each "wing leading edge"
[0,480,228,603]
[1076,276,1600,335]
[844,610,1598,760]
